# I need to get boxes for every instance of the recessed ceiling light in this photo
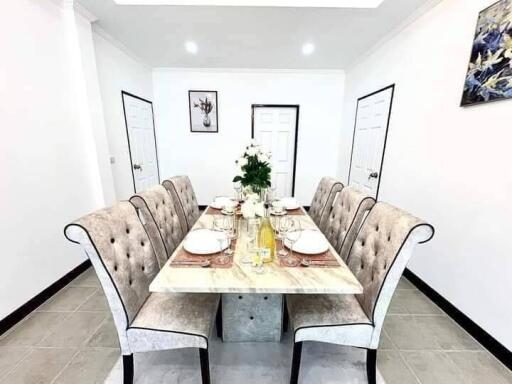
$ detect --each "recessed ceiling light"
[302,43,315,56]
[185,41,198,54]
[114,0,385,8]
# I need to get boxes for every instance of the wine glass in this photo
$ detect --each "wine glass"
[223,217,235,256]
[278,217,291,257]
[233,181,243,203]
[283,219,302,266]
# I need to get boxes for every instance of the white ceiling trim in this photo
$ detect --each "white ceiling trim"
[153,67,346,74]
[92,24,152,69]
[113,0,384,8]
[346,0,443,70]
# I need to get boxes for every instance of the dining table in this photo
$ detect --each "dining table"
[149,204,363,342]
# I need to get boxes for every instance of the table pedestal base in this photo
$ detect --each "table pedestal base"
[222,293,283,342]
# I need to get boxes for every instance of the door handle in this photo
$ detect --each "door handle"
[133,163,143,171]
[368,171,379,180]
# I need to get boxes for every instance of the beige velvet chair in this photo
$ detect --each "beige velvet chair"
[308,177,344,227]
[64,202,219,384]
[163,175,201,231]
[130,184,187,269]
[319,186,375,261]
[286,202,434,384]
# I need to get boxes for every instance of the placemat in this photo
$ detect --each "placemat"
[276,240,340,268]
[285,208,305,216]
[169,240,237,269]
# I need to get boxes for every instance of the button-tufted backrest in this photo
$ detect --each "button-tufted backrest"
[309,177,344,227]
[319,187,375,261]
[64,202,161,355]
[130,185,187,268]
[346,202,434,344]
[162,176,200,231]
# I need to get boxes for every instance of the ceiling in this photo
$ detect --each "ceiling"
[78,0,437,69]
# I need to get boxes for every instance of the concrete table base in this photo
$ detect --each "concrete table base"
[222,293,283,342]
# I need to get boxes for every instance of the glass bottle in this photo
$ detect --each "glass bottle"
[258,203,276,263]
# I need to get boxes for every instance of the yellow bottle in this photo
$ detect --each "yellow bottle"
[258,215,276,263]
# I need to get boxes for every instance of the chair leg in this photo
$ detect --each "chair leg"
[123,354,134,384]
[290,341,303,384]
[366,349,377,384]
[216,299,223,340]
[199,348,211,384]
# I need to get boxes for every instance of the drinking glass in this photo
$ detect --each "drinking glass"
[233,181,243,203]
[223,217,235,256]
[278,217,291,257]
[283,219,302,266]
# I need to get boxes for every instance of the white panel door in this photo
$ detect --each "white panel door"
[122,92,159,193]
[348,86,394,198]
[253,106,298,198]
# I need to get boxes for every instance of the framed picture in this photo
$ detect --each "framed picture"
[461,0,512,106]
[188,90,218,132]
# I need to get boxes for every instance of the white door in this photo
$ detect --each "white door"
[122,92,159,193]
[348,85,394,198]
[252,106,298,198]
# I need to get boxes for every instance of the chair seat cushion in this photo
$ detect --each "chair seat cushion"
[127,292,220,352]
[287,294,374,347]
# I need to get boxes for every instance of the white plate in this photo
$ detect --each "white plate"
[270,208,287,216]
[279,197,300,210]
[211,196,236,210]
[284,229,329,255]
[183,229,229,255]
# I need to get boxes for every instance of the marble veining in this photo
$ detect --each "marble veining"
[150,208,363,294]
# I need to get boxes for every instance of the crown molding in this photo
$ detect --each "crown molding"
[153,67,345,75]
[92,24,152,69]
[74,2,99,22]
[346,0,443,71]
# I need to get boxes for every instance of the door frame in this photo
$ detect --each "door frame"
[347,84,395,199]
[121,90,160,193]
[251,104,300,197]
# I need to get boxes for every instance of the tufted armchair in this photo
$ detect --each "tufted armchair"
[308,177,344,227]
[64,202,219,384]
[319,186,375,261]
[130,185,187,269]
[286,202,434,384]
[163,176,201,231]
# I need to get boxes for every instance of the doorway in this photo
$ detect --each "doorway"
[251,104,299,198]
[348,85,394,199]
[122,91,160,193]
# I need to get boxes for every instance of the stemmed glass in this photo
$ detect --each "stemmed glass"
[283,219,302,267]
[233,181,243,203]
[223,216,236,256]
[278,217,291,257]
[212,217,232,265]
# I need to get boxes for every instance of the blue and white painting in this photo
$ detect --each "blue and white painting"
[461,0,512,106]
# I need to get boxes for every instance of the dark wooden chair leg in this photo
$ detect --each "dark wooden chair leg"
[216,299,223,340]
[366,349,377,384]
[290,341,303,384]
[123,354,134,384]
[199,348,211,384]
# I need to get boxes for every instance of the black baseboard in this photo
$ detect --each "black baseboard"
[199,205,207,210]
[0,260,92,336]
[403,268,512,371]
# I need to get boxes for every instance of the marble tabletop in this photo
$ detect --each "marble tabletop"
[150,207,363,294]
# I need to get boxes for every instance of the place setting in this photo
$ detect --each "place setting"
[169,216,238,268]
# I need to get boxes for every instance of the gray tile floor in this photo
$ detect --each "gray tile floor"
[0,268,511,383]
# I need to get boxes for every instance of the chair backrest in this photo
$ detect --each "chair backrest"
[345,202,434,347]
[309,177,344,227]
[162,176,200,231]
[64,201,162,355]
[130,185,187,268]
[320,187,375,261]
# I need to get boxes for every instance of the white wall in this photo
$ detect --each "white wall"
[0,1,109,319]
[341,0,512,349]
[93,29,154,200]
[153,69,345,205]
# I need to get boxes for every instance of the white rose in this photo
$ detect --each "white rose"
[257,152,269,163]
[241,201,256,219]
[238,157,248,167]
[254,202,265,217]
[246,146,258,156]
